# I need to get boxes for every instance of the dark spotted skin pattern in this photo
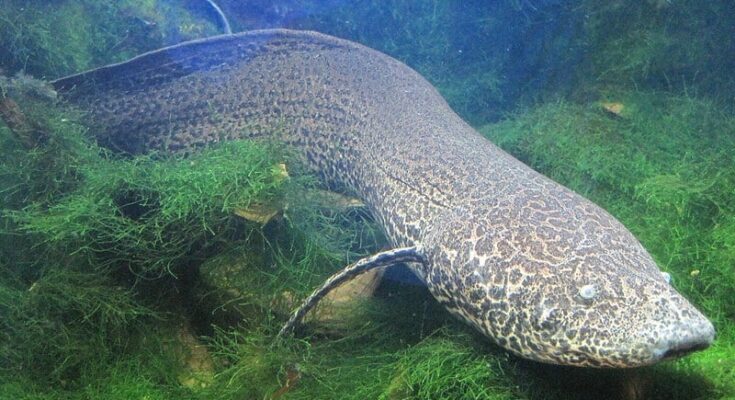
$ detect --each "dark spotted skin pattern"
[53,29,714,368]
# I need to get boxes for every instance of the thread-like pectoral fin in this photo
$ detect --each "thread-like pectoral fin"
[277,246,425,338]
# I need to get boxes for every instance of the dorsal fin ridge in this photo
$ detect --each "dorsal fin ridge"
[51,29,356,96]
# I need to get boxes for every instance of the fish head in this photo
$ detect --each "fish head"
[421,182,715,368]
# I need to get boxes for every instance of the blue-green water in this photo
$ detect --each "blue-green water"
[0,1,733,399]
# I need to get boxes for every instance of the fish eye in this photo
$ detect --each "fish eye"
[661,271,671,284]
[578,284,597,300]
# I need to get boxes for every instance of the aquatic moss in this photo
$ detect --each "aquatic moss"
[0,89,94,209]
[9,138,290,276]
[193,205,384,332]
[0,0,220,78]
[0,311,200,399]
[578,0,735,100]
[197,294,517,400]
[0,264,157,386]
[381,334,517,400]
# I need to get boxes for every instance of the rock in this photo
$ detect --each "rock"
[600,101,626,118]
[196,248,269,327]
[197,248,383,335]
[175,322,215,390]
[277,266,384,333]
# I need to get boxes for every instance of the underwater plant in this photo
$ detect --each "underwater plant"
[0,0,223,78]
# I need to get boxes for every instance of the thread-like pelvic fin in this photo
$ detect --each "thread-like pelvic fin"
[278,246,425,338]
[203,0,232,34]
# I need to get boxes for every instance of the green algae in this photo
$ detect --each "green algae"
[0,265,156,385]
[577,1,735,100]
[12,139,290,276]
[0,0,221,79]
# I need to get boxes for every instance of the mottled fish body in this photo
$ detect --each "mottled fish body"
[53,30,714,367]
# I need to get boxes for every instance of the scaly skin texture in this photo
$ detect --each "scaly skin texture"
[52,29,714,367]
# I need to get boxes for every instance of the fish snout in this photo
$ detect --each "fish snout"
[650,315,715,361]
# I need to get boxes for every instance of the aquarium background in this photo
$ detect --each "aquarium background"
[0,0,733,399]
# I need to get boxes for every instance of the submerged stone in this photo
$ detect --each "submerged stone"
[196,247,383,335]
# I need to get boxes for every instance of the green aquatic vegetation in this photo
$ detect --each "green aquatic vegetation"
[0,264,157,385]
[381,334,517,400]
[199,291,518,400]
[0,0,220,78]
[681,324,735,399]
[203,326,312,399]
[578,0,735,100]
[0,86,102,280]
[194,208,383,332]
[0,313,199,399]
[11,139,290,276]
[0,91,94,209]
[69,322,193,400]
[0,0,145,77]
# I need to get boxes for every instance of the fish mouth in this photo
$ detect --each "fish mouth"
[659,340,711,360]
[651,319,715,362]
